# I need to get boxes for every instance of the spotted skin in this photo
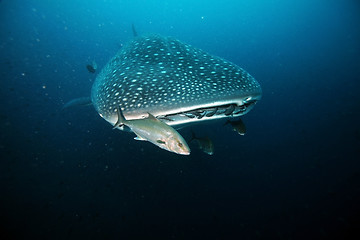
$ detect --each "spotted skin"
[91,34,262,128]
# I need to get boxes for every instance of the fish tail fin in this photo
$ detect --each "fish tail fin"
[113,106,126,129]
[62,97,92,110]
[189,130,197,143]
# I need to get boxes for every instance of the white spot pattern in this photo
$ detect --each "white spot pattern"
[91,34,261,118]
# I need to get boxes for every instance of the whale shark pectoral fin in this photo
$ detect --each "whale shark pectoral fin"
[62,97,92,110]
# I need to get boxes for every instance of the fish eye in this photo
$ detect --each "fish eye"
[178,142,183,147]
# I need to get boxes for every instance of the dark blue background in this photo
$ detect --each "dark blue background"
[1,0,359,239]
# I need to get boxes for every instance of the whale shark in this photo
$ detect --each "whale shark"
[91,34,262,130]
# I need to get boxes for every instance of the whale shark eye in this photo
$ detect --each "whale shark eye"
[178,142,183,147]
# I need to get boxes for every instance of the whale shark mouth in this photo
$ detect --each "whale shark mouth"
[105,95,260,131]
[156,96,260,126]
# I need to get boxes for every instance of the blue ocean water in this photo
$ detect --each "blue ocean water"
[1,0,359,239]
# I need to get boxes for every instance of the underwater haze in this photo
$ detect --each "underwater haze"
[1,0,360,239]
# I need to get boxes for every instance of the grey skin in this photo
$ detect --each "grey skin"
[114,107,190,155]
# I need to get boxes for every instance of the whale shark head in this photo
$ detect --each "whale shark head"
[91,34,262,129]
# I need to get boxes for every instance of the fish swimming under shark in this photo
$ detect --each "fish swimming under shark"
[189,131,214,155]
[224,118,247,135]
[66,34,262,154]
[114,106,190,155]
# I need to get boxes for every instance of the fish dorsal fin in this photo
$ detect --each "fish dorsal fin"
[113,106,126,129]
[147,112,160,122]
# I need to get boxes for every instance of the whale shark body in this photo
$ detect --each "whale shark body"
[91,34,262,132]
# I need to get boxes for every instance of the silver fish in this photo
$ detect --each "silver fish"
[114,107,190,155]
[91,34,262,130]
